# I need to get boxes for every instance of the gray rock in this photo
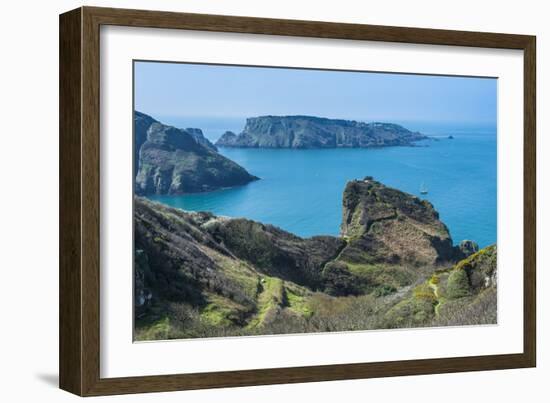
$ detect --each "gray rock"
[185,127,217,151]
[216,115,427,148]
[338,177,455,266]
[134,112,258,195]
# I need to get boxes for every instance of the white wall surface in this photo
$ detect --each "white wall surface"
[0,0,546,401]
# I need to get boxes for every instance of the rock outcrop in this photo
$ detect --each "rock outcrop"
[134,112,258,195]
[135,111,157,176]
[383,244,497,329]
[339,177,455,266]
[457,240,480,258]
[185,127,218,152]
[134,178,497,340]
[452,245,497,292]
[216,115,427,149]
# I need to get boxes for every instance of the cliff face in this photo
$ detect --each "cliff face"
[216,115,427,148]
[134,112,258,195]
[185,127,218,152]
[339,177,455,266]
[134,111,157,176]
[134,178,495,340]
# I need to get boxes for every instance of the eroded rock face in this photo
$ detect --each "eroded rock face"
[134,111,157,176]
[134,112,258,195]
[454,245,497,291]
[216,115,427,149]
[185,127,218,152]
[339,178,455,266]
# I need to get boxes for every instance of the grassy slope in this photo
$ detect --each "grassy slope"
[134,195,496,340]
[136,241,497,340]
[381,245,497,329]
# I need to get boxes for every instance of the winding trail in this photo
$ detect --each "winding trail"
[428,280,442,317]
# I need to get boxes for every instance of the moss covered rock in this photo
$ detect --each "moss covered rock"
[339,178,456,266]
[446,268,471,299]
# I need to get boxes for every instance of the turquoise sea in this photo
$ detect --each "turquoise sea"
[148,117,497,248]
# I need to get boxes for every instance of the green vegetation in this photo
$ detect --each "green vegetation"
[134,180,497,340]
[200,294,247,327]
[135,317,171,340]
[446,268,471,299]
[431,288,497,327]
[247,277,285,328]
[383,294,436,328]
[346,204,365,240]
[344,261,413,291]
[285,286,313,317]
[215,257,260,302]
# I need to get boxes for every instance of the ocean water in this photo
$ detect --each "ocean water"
[148,119,497,249]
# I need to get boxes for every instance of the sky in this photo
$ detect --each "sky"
[134,61,497,125]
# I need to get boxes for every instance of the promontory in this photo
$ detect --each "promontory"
[134,111,258,195]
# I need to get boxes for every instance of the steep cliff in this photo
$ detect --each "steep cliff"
[134,112,258,195]
[216,115,427,148]
[339,177,455,266]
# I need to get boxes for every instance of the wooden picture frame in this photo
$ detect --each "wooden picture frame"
[59,6,536,396]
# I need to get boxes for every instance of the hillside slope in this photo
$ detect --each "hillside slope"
[134,179,495,340]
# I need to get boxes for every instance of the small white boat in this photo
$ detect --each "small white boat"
[420,182,428,195]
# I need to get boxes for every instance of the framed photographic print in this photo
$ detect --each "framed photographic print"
[59,6,536,396]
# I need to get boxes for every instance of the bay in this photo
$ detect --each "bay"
[148,119,497,248]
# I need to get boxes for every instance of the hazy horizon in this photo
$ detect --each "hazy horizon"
[137,113,496,143]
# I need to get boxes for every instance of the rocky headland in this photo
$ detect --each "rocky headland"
[134,177,495,340]
[134,111,258,195]
[216,115,427,149]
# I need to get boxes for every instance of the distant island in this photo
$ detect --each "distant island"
[133,112,431,195]
[216,115,427,149]
[134,112,258,195]
[135,177,496,340]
